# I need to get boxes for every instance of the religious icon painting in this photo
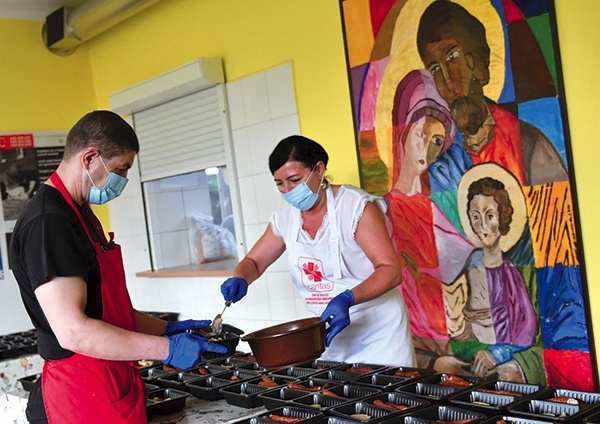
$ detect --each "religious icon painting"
[340,0,596,389]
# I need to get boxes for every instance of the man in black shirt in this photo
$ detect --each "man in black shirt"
[10,110,226,423]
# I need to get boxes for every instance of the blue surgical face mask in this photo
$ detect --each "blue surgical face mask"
[281,166,324,211]
[86,156,128,205]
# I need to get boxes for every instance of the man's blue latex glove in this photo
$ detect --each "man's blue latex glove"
[165,319,212,335]
[163,333,228,370]
[320,289,355,347]
[221,277,248,303]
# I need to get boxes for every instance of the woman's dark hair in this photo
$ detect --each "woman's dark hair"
[63,110,140,160]
[467,177,513,236]
[268,135,329,174]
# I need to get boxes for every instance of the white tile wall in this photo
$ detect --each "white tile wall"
[108,62,308,344]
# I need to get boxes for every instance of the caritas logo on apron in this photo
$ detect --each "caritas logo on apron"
[299,257,333,292]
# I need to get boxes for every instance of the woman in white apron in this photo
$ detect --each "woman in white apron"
[221,135,415,367]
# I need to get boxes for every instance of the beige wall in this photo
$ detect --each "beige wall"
[0,0,598,363]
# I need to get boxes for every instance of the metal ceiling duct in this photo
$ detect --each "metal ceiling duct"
[42,0,162,56]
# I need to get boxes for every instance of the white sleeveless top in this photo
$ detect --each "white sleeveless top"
[270,184,415,367]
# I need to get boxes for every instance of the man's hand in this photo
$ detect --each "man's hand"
[163,333,227,370]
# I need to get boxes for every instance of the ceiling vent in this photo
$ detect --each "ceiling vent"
[42,0,162,56]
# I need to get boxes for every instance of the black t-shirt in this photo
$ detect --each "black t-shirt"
[9,184,103,360]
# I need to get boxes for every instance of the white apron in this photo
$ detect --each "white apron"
[279,185,415,367]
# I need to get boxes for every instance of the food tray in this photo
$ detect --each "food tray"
[377,367,433,382]
[234,406,324,424]
[201,331,241,360]
[188,363,231,377]
[258,374,302,388]
[303,359,347,370]
[310,418,371,424]
[269,361,345,379]
[396,373,483,402]
[157,371,205,390]
[208,355,268,372]
[219,376,275,408]
[480,416,559,424]
[318,384,383,403]
[352,371,423,392]
[185,375,237,401]
[281,378,338,393]
[342,363,390,376]
[258,386,312,410]
[146,388,189,416]
[507,388,600,423]
[139,366,178,385]
[311,369,367,385]
[361,392,430,415]
[449,381,543,415]
[291,390,355,413]
[330,399,407,423]
[402,404,487,424]
[18,373,41,392]
[145,383,160,391]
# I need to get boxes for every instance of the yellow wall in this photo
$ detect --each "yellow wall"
[0,0,598,364]
[554,0,600,356]
[0,20,95,130]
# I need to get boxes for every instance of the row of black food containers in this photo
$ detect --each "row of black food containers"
[0,329,37,360]
[17,345,600,424]
[93,351,600,423]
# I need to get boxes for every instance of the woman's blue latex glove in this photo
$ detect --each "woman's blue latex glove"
[165,319,212,335]
[320,289,355,347]
[221,277,248,303]
[163,333,228,370]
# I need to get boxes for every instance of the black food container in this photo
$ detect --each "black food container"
[139,366,178,386]
[201,331,242,360]
[396,373,483,402]
[185,373,241,400]
[507,388,600,423]
[311,369,367,385]
[402,404,487,424]
[220,376,283,408]
[291,391,357,413]
[18,373,41,391]
[146,388,189,416]
[450,381,544,415]
[259,386,316,411]
[361,392,430,415]
[234,406,323,423]
[330,400,407,423]
[157,371,205,391]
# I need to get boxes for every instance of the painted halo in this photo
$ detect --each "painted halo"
[375,0,505,174]
[457,163,527,252]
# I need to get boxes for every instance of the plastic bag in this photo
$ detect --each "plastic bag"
[189,213,237,263]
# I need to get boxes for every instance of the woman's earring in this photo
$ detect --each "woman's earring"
[321,180,327,189]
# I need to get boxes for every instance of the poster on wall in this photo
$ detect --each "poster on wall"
[0,132,66,273]
[341,0,596,389]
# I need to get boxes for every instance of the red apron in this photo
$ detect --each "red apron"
[41,172,147,424]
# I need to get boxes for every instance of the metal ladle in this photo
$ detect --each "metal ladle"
[211,301,231,335]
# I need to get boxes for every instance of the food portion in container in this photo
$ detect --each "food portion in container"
[344,363,388,375]
[402,404,487,424]
[146,388,189,416]
[363,391,430,414]
[396,373,483,401]
[507,387,600,422]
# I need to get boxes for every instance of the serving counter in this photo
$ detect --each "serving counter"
[1,387,268,423]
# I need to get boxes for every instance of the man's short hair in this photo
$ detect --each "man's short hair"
[63,110,139,160]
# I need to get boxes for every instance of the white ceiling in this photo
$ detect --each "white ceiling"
[0,0,86,21]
